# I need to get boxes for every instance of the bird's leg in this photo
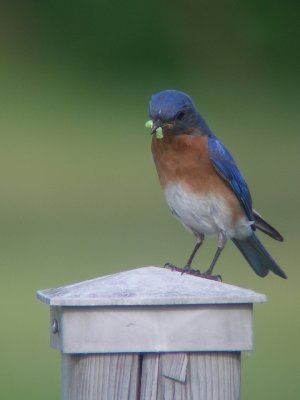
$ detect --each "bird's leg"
[165,233,224,282]
[183,234,205,273]
[204,231,227,278]
[164,234,204,273]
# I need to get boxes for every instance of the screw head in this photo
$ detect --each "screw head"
[51,319,59,334]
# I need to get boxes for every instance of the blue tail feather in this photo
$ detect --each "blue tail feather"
[232,234,287,279]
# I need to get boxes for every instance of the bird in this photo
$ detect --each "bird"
[146,89,287,280]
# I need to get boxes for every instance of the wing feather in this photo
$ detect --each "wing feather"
[207,135,254,224]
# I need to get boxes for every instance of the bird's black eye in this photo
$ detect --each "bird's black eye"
[176,110,186,121]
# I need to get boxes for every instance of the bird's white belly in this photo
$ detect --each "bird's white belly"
[164,183,252,239]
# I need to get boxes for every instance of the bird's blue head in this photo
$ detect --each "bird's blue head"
[147,89,210,137]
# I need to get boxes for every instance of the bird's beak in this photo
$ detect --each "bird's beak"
[145,119,164,139]
[150,120,161,135]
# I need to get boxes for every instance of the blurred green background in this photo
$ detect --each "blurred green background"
[1,1,299,399]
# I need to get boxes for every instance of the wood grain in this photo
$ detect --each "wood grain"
[62,353,140,400]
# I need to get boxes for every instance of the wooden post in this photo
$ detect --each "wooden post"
[37,266,266,400]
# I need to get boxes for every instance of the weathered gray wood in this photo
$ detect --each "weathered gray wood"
[61,351,240,399]
[37,266,266,306]
[140,352,240,400]
[61,353,140,400]
[159,352,240,400]
[161,353,188,383]
[140,354,159,400]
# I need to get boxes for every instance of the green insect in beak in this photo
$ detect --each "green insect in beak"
[145,119,164,139]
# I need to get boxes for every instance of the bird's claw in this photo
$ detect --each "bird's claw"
[197,271,222,281]
[163,262,178,271]
[164,263,222,281]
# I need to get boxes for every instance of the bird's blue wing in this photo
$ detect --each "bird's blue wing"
[207,135,254,223]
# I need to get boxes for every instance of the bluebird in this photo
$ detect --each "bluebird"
[146,89,287,280]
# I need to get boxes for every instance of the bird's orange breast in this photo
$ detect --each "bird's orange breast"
[152,132,215,191]
[151,131,244,222]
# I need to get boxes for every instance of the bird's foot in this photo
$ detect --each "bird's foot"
[184,267,222,281]
[164,262,182,272]
[164,262,190,274]
[164,263,222,281]
[196,271,222,282]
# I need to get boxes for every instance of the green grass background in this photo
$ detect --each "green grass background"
[0,1,299,399]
